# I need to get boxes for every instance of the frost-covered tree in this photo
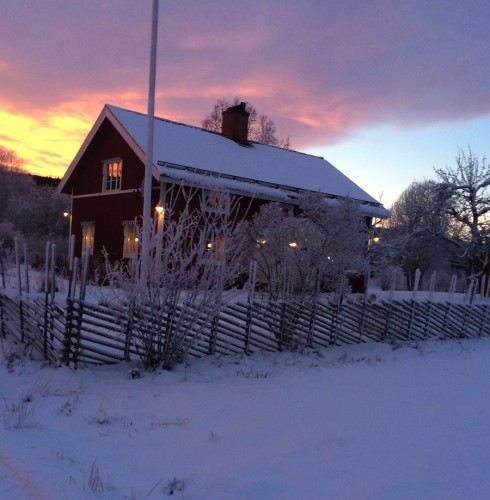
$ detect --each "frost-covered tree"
[0,150,30,223]
[434,147,490,278]
[0,152,69,262]
[202,98,290,148]
[98,184,248,370]
[384,180,450,289]
[244,194,366,301]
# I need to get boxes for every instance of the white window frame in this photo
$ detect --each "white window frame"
[81,221,95,255]
[102,158,123,192]
[201,189,230,214]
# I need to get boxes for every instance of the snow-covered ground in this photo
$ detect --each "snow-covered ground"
[1,334,490,499]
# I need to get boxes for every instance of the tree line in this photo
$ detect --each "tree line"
[0,146,69,266]
[373,147,490,290]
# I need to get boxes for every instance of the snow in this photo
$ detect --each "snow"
[1,335,490,499]
[106,105,385,208]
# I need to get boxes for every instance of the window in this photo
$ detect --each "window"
[122,221,139,258]
[203,228,226,261]
[202,190,230,214]
[278,203,293,215]
[102,158,122,191]
[81,222,95,255]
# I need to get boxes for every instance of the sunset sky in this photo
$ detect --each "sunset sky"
[1,0,489,207]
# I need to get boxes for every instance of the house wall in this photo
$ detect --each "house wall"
[72,193,145,260]
[68,119,144,196]
[69,118,157,259]
[159,183,266,225]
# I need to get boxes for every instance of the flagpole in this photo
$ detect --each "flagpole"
[141,0,159,287]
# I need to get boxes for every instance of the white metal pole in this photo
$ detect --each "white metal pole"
[141,0,159,287]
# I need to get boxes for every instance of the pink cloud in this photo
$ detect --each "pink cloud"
[1,0,490,174]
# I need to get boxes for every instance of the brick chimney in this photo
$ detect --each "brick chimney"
[222,102,249,145]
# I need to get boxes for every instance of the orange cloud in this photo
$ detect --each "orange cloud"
[0,105,91,177]
[0,89,151,178]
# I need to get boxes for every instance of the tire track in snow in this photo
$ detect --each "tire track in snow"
[0,449,55,500]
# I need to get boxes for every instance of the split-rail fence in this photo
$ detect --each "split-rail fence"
[1,292,489,366]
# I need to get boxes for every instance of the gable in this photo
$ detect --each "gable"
[59,115,146,195]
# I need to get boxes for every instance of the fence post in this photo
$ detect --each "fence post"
[0,295,5,338]
[278,302,286,351]
[44,241,50,295]
[68,257,79,301]
[412,269,421,300]
[40,242,51,360]
[382,301,393,342]
[479,302,489,337]
[244,260,257,355]
[428,271,436,302]
[15,237,22,298]
[388,269,397,301]
[80,250,90,301]
[359,300,367,342]
[208,312,219,355]
[244,302,252,355]
[306,301,317,347]
[440,302,450,340]
[480,274,486,301]
[123,299,135,362]
[470,280,478,305]
[407,300,416,341]
[62,298,73,365]
[63,298,83,367]
[43,288,49,361]
[19,298,25,344]
[447,274,457,303]
[422,301,432,339]
[0,241,5,289]
[330,301,339,345]
[50,243,56,302]
[23,242,29,294]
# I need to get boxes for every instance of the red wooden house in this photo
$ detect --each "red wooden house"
[58,103,389,261]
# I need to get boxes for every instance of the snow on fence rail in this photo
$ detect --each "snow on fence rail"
[1,292,490,366]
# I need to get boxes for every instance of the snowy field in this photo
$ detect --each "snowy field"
[1,334,490,499]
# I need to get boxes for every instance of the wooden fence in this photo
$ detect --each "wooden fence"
[1,292,490,366]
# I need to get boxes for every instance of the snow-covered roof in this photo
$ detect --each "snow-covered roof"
[60,104,390,217]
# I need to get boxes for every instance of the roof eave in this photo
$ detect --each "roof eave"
[156,161,391,217]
